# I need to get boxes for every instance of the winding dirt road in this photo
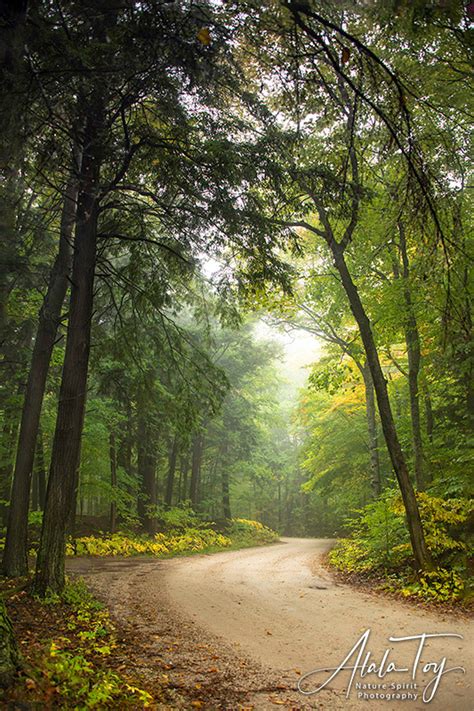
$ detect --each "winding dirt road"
[68,538,473,710]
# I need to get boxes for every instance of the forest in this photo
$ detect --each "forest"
[0,0,472,709]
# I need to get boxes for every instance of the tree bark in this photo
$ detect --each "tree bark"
[361,362,381,497]
[165,436,178,507]
[423,383,434,443]
[137,413,157,535]
[117,400,133,478]
[0,319,34,527]
[36,424,47,511]
[33,105,103,595]
[0,417,17,528]
[398,222,425,490]
[179,454,190,503]
[32,425,46,511]
[2,173,79,577]
[190,433,203,508]
[277,477,282,530]
[0,0,28,346]
[331,243,433,571]
[221,467,231,519]
[109,431,117,533]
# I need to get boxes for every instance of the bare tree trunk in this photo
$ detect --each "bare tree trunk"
[33,106,103,595]
[423,383,434,443]
[190,433,203,508]
[109,431,117,533]
[331,243,433,571]
[0,322,33,528]
[361,362,381,496]
[32,425,46,511]
[0,417,17,528]
[277,477,282,530]
[179,454,190,503]
[165,435,178,507]
[136,417,146,524]
[31,459,39,511]
[462,263,473,418]
[36,424,47,511]
[117,400,133,477]
[0,0,28,348]
[398,222,425,490]
[137,413,157,535]
[2,172,79,577]
[221,456,231,520]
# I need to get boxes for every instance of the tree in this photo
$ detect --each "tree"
[3,162,80,576]
[235,1,460,569]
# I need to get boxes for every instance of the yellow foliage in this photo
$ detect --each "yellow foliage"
[66,529,232,558]
[196,27,211,45]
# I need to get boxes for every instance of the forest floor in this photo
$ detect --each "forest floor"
[67,538,473,710]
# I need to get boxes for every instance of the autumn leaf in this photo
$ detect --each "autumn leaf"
[197,27,211,46]
[341,46,350,64]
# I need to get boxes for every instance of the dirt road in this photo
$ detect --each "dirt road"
[68,538,473,710]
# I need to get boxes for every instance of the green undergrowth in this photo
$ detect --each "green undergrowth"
[41,582,153,707]
[329,491,473,606]
[66,516,278,558]
[6,580,155,708]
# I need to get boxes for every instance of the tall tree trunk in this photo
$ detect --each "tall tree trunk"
[177,469,182,502]
[33,106,103,595]
[221,466,231,519]
[32,425,46,512]
[109,431,117,533]
[143,447,157,535]
[331,243,433,571]
[179,454,190,503]
[0,0,28,346]
[0,322,33,528]
[398,222,425,490]
[277,477,282,530]
[462,262,473,418]
[0,417,17,528]
[137,413,157,535]
[136,417,146,524]
[36,424,47,511]
[165,435,178,507]
[361,362,381,497]
[117,400,133,477]
[31,458,39,512]
[423,382,434,443]
[2,173,79,577]
[190,433,203,508]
